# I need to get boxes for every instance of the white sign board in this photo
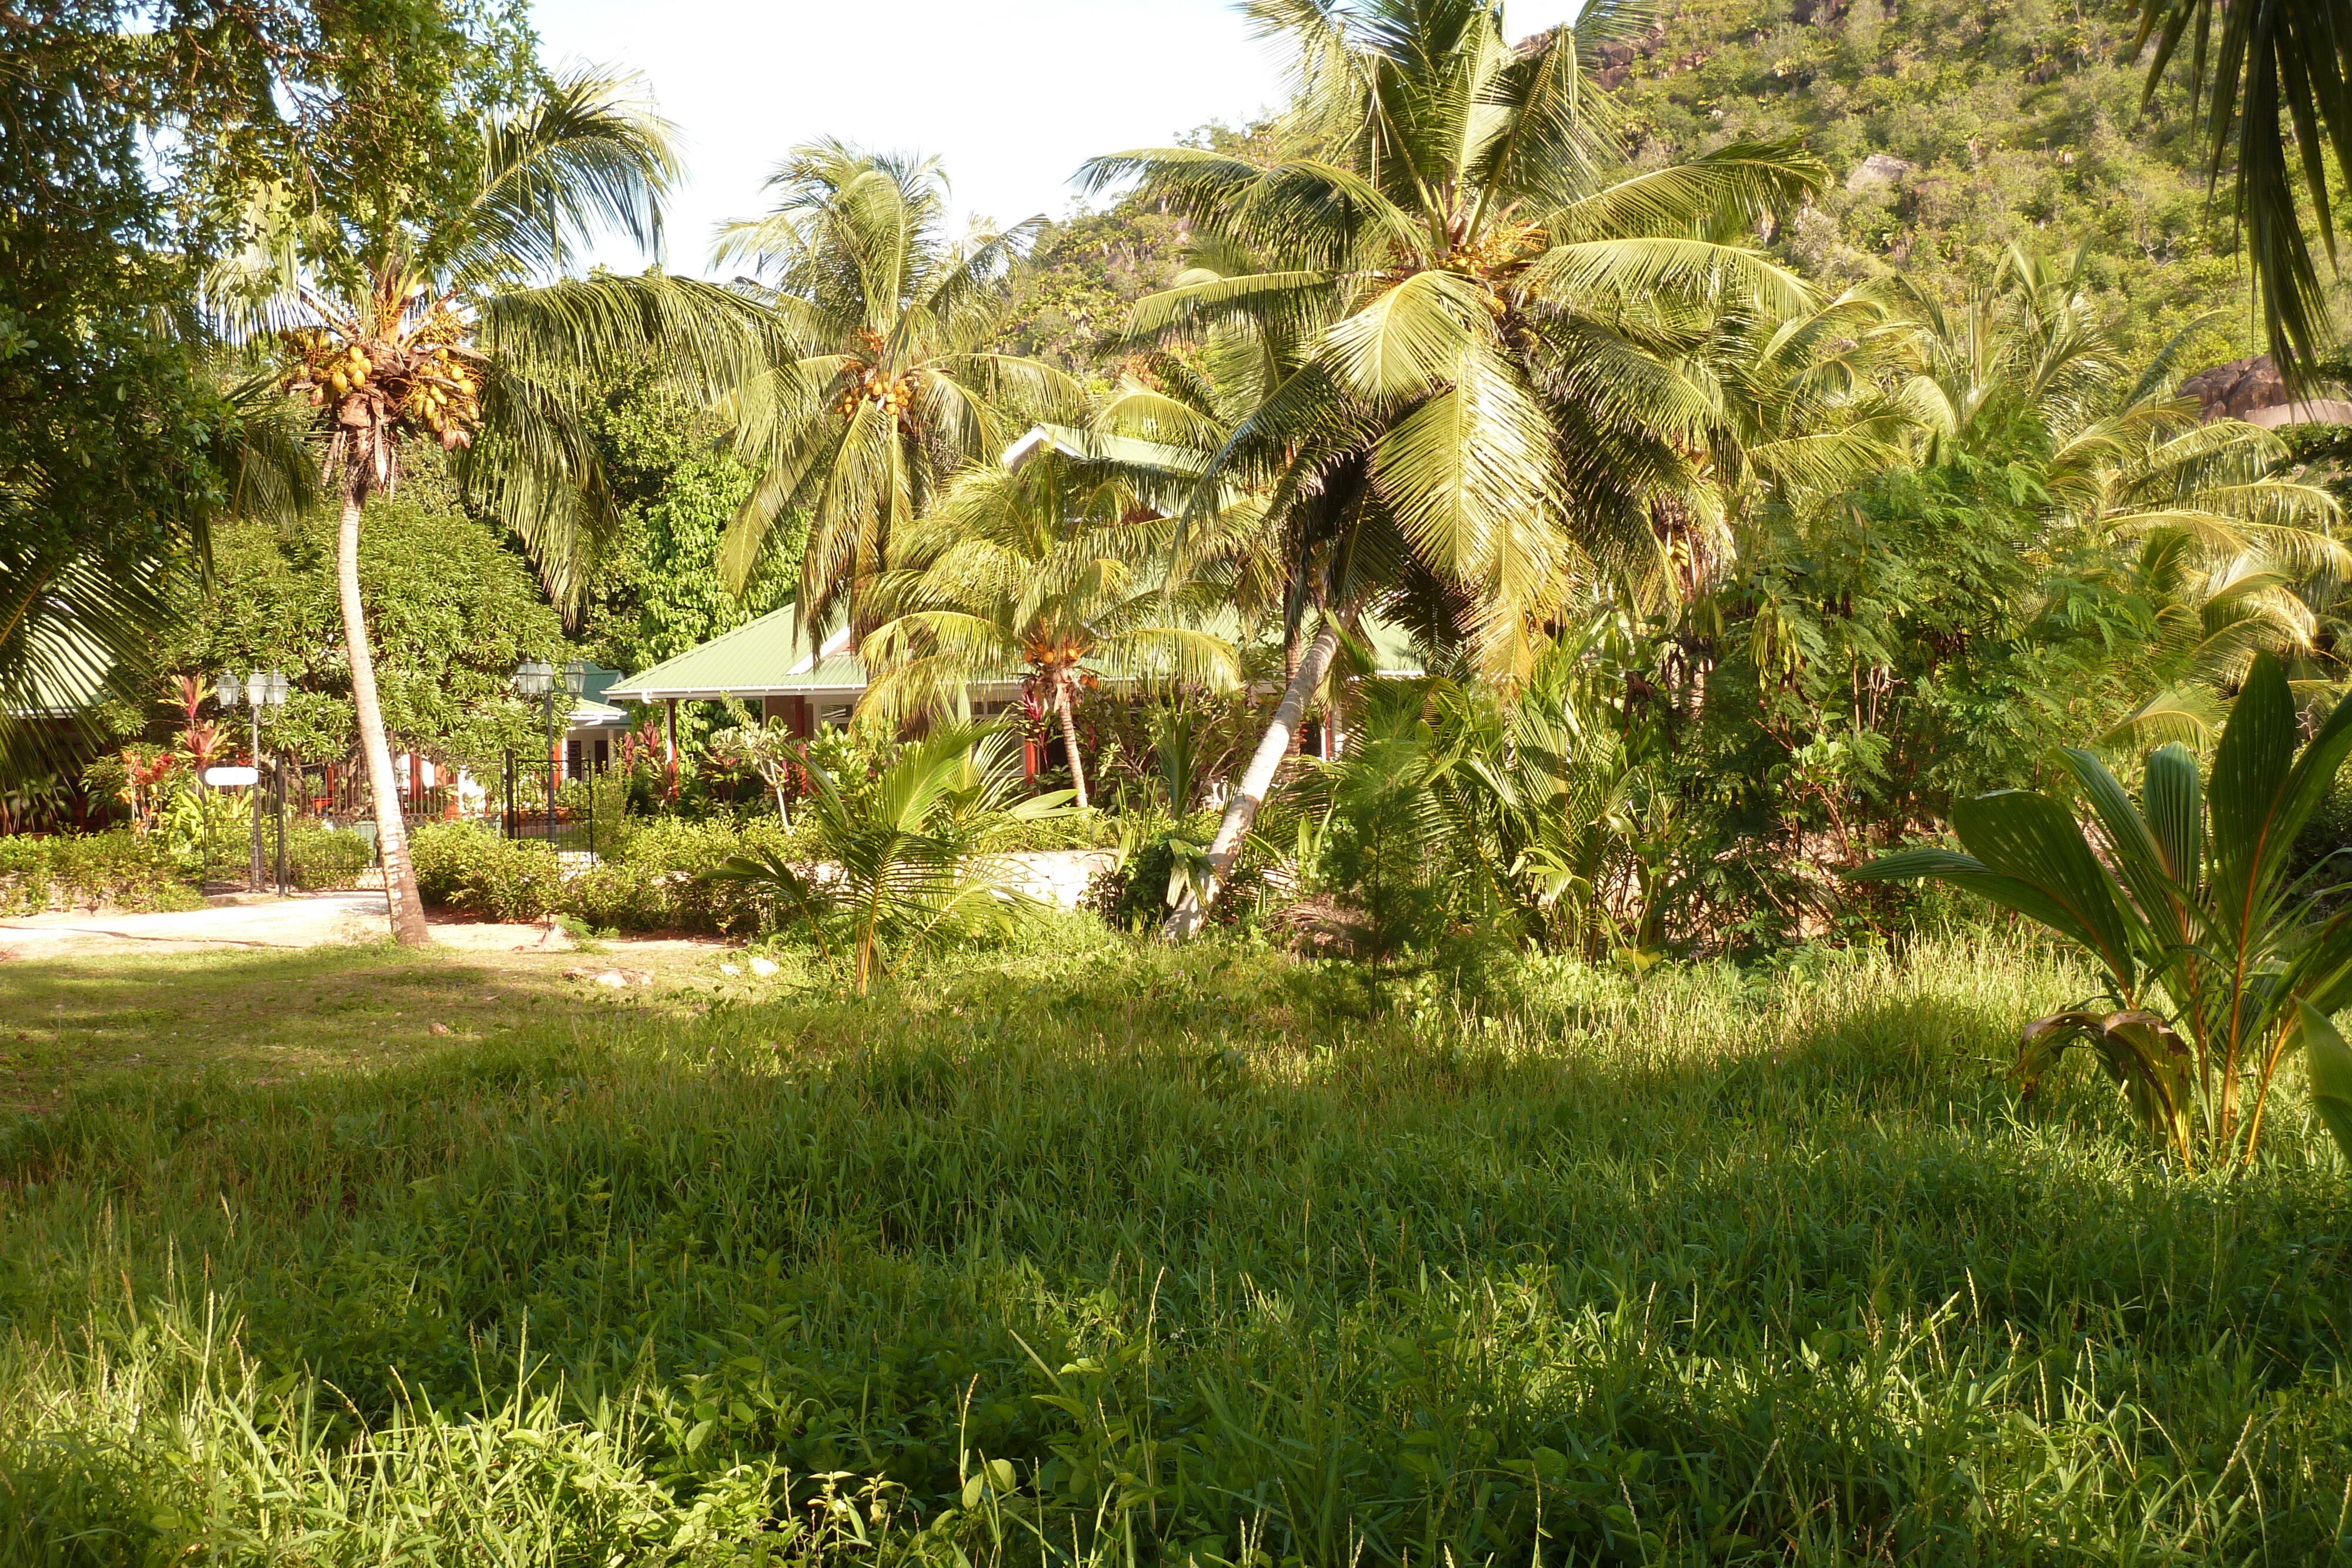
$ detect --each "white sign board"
[203,766,259,787]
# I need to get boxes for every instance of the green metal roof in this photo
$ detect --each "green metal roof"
[608,600,1423,708]
[604,605,865,703]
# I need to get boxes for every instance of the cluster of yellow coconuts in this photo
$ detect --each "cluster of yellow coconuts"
[837,366,918,421]
[280,325,482,449]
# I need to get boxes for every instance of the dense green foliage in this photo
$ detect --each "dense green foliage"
[407,814,795,933]
[1857,652,2352,1170]
[577,373,798,677]
[409,821,568,922]
[2,936,2348,1561]
[0,830,202,916]
[0,0,549,769]
[163,460,566,764]
[1611,0,2249,360]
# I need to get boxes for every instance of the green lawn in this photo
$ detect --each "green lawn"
[0,927,2347,1564]
[0,940,736,1116]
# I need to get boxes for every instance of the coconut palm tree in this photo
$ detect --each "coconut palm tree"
[215,68,760,944]
[2130,0,2352,381]
[713,142,1085,629]
[856,447,1242,808]
[709,723,1069,995]
[1892,249,2346,735]
[1082,0,1824,932]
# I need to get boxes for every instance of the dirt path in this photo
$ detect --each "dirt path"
[0,892,715,959]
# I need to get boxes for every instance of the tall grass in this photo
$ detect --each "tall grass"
[1,930,2347,1564]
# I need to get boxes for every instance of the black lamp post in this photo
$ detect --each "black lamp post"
[218,668,287,890]
[513,660,586,845]
[514,659,555,842]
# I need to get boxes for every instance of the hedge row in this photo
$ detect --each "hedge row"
[0,823,377,915]
[407,817,795,933]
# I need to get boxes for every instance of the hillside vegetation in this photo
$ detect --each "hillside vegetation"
[1005,0,2259,376]
[1607,0,2249,356]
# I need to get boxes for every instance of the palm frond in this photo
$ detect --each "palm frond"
[455,66,682,280]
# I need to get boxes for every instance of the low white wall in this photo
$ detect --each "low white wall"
[990,849,1118,908]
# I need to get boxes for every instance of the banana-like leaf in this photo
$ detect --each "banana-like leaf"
[2055,747,2189,949]
[2142,743,2204,893]
[1952,791,2139,997]
[1847,843,2124,969]
[2015,1009,2195,1161]
[2208,652,2301,930]
[2211,654,2352,939]
[2294,999,2352,1166]
[1846,847,1993,881]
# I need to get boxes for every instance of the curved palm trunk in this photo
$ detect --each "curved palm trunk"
[1054,670,1090,810]
[338,470,432,947]
[1163,616,1341,940]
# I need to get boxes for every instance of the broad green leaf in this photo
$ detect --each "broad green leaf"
[1953,790,2137,996]
[1845,847,1992,881]
[2296,1000,2352,1166]
[2287,909,2352,1016]
[2208,651,2298,931]
[2056,747,2180,947]
[2141,742,2203,893]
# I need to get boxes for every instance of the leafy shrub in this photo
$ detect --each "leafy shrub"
[0,837,53,915]
[1084,813,1269,934]
[564,860,674,933]
[606,815,797,934]
[408,822,561,922]
[283,824,373,891]
[709,725,1065,990]
[553,769,632,849]
[0,830,201,914]
[155,783,252,878]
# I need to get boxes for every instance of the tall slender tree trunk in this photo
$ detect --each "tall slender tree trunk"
[338,469,432,946]
[1054,670,1090,809]
[1164,615,1341,940]
[1281,617,1307,760]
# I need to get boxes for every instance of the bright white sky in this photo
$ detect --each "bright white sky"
[530,0,1591,278]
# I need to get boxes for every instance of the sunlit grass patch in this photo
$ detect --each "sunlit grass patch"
[0,932,2346,1563]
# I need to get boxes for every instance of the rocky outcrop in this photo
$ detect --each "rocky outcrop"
[2179,354,2352,427]
[1845,152,1915,193]
[2180,355,2288,422]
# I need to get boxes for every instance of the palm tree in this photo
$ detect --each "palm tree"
[856,447,1243,808]
[710,723,1068,994]
[1892,248,2345,735]
[1081,0,1823,932]
[2130,0,2352,380]
[1,382,311,781]
[215,69,760,944]
[713,142,1085,628]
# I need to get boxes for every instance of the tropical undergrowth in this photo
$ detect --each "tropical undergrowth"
[0,928,2348,1564]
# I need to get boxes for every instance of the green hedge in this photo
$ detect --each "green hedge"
[600,816,794,934]
[405,816,795,932]
[406,808,1132,936]
[0,831,205,915]
[267,823,375,891]
[409,823,563,923]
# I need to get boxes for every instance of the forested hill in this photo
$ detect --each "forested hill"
[1604,0,2252,357]
[1007,0,2262,373]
